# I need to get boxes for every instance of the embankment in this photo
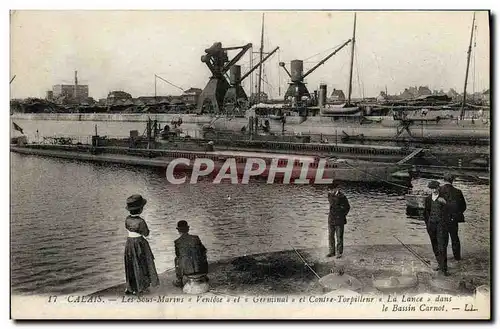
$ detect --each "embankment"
[92,244,489,297]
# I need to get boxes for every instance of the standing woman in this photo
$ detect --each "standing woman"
[124,194,160,295]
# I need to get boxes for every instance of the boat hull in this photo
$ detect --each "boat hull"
[10,145,411,186]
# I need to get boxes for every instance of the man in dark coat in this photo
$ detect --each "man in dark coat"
[439,173,467,261]
[173,220,208,287]
[326,182,350,258]
[423,180,450,276]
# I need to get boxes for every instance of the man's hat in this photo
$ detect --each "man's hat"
[126,194,147,211]
[428,180,440,189]
[176,220,190,232]
[443,173,455,183]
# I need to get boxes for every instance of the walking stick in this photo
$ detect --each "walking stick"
[287,241,321,280]
[393,235,432,268]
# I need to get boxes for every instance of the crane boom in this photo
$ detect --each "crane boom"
[302,39,351,79]
[239,46,279,83]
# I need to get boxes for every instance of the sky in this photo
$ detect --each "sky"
[10,10,490,100]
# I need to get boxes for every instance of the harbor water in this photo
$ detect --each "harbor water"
[10,150,490,295]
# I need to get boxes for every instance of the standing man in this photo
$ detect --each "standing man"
[173,220,209,288]
[423,181,450,276]
[326,182,350,259]
[439,173,467,261]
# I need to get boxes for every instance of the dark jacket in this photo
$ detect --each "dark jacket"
[174,233,208,276]
[125,216,149,236]
[328,190,351,226]
[423,194,447,226]
[439,184,467,223]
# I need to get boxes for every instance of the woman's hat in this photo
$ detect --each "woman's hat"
[126,194,147,211]
[176,220,189,231]
[427,180,440,189]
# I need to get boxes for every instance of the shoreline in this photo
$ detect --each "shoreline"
[91,244,490,297]
[10,113,490,139]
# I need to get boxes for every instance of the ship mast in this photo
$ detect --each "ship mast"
[460,12,476,120]
[257,13,264,103]
[347,13,356,106]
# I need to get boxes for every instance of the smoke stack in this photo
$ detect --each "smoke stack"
[319,84,327,108]
[74,70,78,101]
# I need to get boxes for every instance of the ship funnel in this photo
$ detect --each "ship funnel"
[230,65,242,85]
[319,84,327,108]
[290,60,303,82]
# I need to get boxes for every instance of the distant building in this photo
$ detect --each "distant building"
[400,88,412,99]
[447,88,459,100]
[170,95,185,104]
[376,91,387,102]
[482,89,490,104]
[52,84,89,103]
[106,91,132,106]
[135,96,171,105]
[418,86,432,96]
[107,90,132,100]
[181,87,202,105]
[400,86,432,99]
[46,90,53,101]
[52,71,89,104]
[330,89,345,101]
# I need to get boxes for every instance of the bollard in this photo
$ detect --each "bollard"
[183,274,210,294]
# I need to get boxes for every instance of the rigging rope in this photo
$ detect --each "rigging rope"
[472,23,478,98]
[278,48,281,97]
[299,42,346,62]
[355,44,364,100]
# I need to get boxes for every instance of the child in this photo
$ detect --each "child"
[124,194,160,294]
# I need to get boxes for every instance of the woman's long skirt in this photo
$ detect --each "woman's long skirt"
[124,237,160,293]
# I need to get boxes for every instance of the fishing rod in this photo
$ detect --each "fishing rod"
[287,241,321,280]
[393,235,431,269]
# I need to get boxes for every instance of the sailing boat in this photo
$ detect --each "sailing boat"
[460,12,480,120]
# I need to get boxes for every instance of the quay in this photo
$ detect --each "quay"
[92,244,490,297]
[339,133,490,146]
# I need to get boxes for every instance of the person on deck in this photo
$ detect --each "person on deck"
[439,173,467,261]
[124,194,160,295]
[326,182,351,259]
[423,181,450,276]
[173,221,208,288]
